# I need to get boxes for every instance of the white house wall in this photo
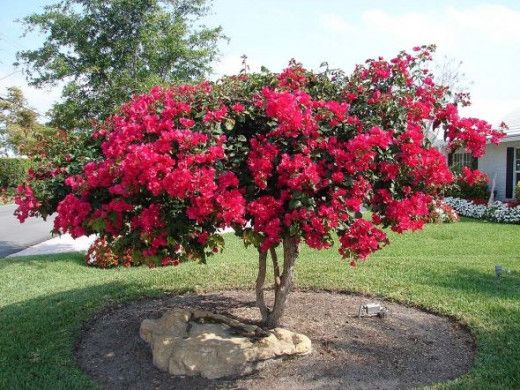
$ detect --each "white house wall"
[479,141,520,200]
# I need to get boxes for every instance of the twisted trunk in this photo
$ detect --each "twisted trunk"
[255,250,269,320]
[255,235,299,329]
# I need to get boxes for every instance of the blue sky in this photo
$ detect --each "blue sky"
[2,0,520,124]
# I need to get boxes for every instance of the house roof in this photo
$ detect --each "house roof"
[502,107,520,132]
[499,107,520,142]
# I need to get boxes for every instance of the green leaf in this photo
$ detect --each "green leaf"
[224,118,235,130]
[289,199,303,209]
[88,218,105,233]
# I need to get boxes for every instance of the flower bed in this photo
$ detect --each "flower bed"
[445,197,520,224]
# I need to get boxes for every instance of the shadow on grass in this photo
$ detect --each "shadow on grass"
[0,252,86,270]
[0,280,191,389]
[457,217,489,224]
[466,304,520,388]
[427,267,520,300]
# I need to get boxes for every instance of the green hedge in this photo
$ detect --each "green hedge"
[0,158,32,189]
[444,180,489,202]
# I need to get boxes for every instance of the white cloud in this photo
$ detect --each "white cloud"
[446,4,520,45]
[361,9,455,49]
[319,13,352,33]
[213,53,261,78]
[360,4,520,50]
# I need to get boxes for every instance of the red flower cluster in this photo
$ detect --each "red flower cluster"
[14,185,41,223]
[35,84,247,265]
[439,104,504,157]
[248,196,283,252]
[384,192,432,233]
[277,60,307,90]
[460,166,489,186]
[54,194,92,238]
[247,138,279,189]
[339,219,388,263]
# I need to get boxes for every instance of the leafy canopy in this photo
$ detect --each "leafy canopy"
[15,46,504,268]
[17,0,226,130]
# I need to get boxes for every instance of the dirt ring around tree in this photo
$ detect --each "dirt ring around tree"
[75,290,475,389]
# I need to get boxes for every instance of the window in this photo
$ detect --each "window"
[451,152,473,169]
[516,149,520,172]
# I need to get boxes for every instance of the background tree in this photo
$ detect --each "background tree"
[433,55,473,97]
[0,86,54,156]
[426,54,474,144]
[17,0,226,131]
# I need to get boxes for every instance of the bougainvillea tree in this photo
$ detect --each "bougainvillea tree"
[15,45,504,328]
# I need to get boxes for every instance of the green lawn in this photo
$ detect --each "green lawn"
[0,218,519,389]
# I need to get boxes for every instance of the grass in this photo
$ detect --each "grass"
[0,218,519,389]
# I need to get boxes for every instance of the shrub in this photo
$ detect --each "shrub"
[0,188,15,204]
[86,237,137,268]
[515,181,520,200]
[16,46,504,328]
[14,129,99,219]
[0,158,32,189]
[444,166,490,202]
[445,197,520,224]
[426,198,459,223]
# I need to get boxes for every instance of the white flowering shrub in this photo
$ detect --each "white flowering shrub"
[426,198,459,223]
[445,197,520,224]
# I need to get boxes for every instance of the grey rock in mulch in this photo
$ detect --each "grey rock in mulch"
[75,290,475,389]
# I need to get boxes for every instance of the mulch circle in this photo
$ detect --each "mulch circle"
[75,290,475,389]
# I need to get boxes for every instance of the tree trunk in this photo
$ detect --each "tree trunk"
[255,249,270,322]
[254,235,299,328]
[270,246,281,288]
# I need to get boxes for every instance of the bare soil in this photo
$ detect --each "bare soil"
[75,290,475,389]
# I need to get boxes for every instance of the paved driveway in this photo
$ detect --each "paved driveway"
[0,204,55,258]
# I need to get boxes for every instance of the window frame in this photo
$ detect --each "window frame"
[451,151,473,170]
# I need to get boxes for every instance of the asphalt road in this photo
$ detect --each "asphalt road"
[0,204,55,258]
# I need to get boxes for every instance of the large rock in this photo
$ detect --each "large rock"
[140,308,312,379]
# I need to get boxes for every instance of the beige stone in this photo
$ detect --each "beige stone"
[140,308,312,379]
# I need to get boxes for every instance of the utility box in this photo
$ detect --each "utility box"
[357,303,388,318]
